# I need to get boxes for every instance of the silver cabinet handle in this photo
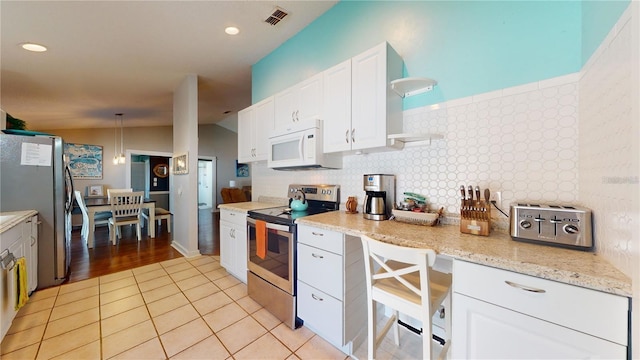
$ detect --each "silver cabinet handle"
[31,236,36,246]
[505,280,546,293]
[351,128,356,143]
[311,253,324,259]
[295,110,299,122]
[311,232,324,236]
[345,130,350,143]
[311,294,323,301]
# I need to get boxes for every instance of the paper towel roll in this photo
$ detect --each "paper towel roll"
[229,180,237,188]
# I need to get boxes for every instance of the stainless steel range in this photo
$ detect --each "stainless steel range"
[247,184,340,329]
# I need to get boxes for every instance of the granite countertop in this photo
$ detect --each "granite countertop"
[296,211,632,297]
[0,210,38,234]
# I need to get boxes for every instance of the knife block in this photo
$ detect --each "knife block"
[460,201,491,236]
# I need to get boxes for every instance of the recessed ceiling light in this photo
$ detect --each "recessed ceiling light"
[225,26,239,35]
[21,43,47,52]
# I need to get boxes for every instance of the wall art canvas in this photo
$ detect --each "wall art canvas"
[173,152,188,175]
[64,143,103,179]
[236,160,249,177]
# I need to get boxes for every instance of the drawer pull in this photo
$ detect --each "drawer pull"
[311,253,324,259]
[505,280,546,293]
[311,294,324,301]
[311,232,324,236]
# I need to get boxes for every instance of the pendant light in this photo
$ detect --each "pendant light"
[118,113,126,164]
[112,114,119,165]
[113,113,126,165]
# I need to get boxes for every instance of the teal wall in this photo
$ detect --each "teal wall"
[253,1,629,110]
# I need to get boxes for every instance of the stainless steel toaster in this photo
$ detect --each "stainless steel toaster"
[510,203,593,250]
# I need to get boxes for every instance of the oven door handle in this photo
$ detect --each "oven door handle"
[247,217,291,232]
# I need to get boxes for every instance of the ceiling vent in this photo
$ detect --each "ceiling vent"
[265,7,288,26]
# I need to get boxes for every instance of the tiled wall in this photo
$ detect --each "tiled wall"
[578,4,637,277]
[252,73,580,230]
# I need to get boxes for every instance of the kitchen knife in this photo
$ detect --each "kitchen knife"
[475,186,481,205]
[460,185,466,218]
[484,188,491,220]
[467,185,473,202]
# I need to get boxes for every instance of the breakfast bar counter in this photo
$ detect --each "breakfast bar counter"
[295,211,632,297]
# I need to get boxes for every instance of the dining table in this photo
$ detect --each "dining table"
[84,196,156,248]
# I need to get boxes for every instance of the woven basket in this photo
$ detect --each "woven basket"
[392,209,441,226]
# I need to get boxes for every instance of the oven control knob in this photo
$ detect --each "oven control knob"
[563,224,579,234]
[326,190,331,195]
[519,220,532,229]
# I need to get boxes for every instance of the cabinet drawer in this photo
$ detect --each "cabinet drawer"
[297,225,343,255]
[453,260,629,346]
[220,209,246,226]
[298,281,342,346]
[297,244,343,300]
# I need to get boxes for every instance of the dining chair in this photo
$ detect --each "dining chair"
[74,190,111,245]
[141,207,172,233]
[108,191,144,245]
[360,234,452,360]
[107,188,132,201]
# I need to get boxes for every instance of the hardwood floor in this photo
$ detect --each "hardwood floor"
[67,209,220,283]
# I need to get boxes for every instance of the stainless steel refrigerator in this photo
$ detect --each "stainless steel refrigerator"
[0,133,74,289]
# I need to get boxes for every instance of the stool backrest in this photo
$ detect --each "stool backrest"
[361,235,436,300]
[110,191,144,220]
[107,188,132,201]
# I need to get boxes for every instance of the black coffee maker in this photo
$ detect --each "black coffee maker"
[363,174,395,220]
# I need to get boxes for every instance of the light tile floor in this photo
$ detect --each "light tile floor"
[1,255,425,360]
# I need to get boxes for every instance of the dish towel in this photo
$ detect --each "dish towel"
[14,257,29,311]
[256,220,267,259]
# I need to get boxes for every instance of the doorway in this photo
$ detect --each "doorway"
[197,158,217,210]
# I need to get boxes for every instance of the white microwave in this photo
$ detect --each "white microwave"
[268,119,342,170]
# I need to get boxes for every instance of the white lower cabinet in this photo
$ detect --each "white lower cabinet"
[1,214,38,341]
[452,260,629,359]
[296,225,366,354]
[219,209,247,283]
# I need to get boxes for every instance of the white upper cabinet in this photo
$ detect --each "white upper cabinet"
[238,96,274,163]
[274,73,323,131]
[325,42,403,154]
[323,59,352,153]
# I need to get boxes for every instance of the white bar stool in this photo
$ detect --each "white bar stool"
[360,234,452,359]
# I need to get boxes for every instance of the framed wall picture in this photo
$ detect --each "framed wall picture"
[64,143,103,179]
[86,185,105,197]
[236,160,249,177]
[173,152,188,175]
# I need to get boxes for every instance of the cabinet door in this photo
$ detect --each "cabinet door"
[233,225,247,284]
[351,42,403,151]
[351,43,388,151]
[323,59,352,153]
[0,224,25,340]
[28,215,38,292]
[237,107,255,163]
[252,97,274,161]
[452,293,627,359]
[274,86,297,130]
[220,220,234,272]
[296,73,323,123]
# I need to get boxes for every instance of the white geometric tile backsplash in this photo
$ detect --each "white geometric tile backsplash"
[252,73,580,231]
[578,4,636,278]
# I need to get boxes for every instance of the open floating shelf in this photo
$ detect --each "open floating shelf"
[390,77,437,98]
[388,133,444,149]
